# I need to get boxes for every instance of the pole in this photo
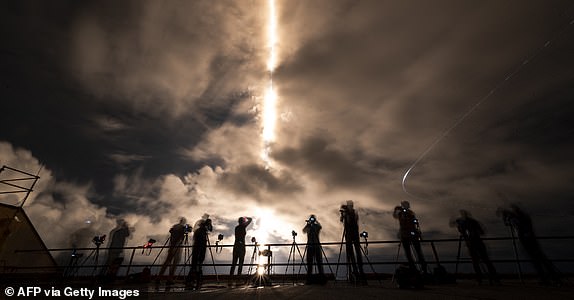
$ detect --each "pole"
[508,225,524,283]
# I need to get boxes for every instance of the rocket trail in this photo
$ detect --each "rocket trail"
[261,0,278,166]
[401,15,574,198]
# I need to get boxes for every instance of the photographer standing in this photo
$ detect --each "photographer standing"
[157,217,187,284]
[104,219,131,281]
[393,201,427,274]
[303,214,325,284]
[452,210,499,284]
[340,200,365,281]
[230,217,252,276]
[187,217,213,289]
[498,204,561,285]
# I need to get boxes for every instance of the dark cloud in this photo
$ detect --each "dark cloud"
[219,164,303,200]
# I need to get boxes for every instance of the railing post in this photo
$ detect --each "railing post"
[125,248,136,277]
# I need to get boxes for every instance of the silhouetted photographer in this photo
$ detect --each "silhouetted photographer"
[104,218,132,281]
[186,217,213,289]
[303,214,326,284]
[230,216,252,276]
[393,201,427,274]
[340,200,365,281]
[157,217,187,284]
[452,210,499,285]
[498,204,562,285]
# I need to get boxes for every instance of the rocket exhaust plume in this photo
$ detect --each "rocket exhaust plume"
[261,0,278,166]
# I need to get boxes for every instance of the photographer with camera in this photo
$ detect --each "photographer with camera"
[452,210,499,285]
[498,204,561,285]
[340,200,365,281]
[393,201,427,274]
[303,214,325,284]
[104,218,131,281]
[186,217,213,289]
[157,217,187,285]
[230,217,252,276]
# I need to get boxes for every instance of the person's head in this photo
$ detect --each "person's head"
[238,217,245,224]
[346,200,354,209]
[116,218,127,227]
[459,209,470,218]
[308,214,317,223]
[179,217,187,225]
[401,201,410,210]
[204,218,213,231]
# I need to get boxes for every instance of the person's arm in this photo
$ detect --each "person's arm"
[303,223,310,234]
[245,217,253,226]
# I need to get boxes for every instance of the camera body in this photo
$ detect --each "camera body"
[184,224,192,234]
[291,230,297,237]
[306,215,317,224]
[360,231,369,239]
[217,233,224,241]
[92,235,106,246]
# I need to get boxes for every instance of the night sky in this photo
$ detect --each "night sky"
[1,0,574,265]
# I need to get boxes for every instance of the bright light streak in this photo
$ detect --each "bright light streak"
[261,0,278,166]
[262,81,277,142]
[267,0,278,72]
[251,208,284,246]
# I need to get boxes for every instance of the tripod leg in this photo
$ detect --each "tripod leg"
[297,243,307,275]
[455,236,462,276]
[509,226,524,283]
[335,228,345,281]
[207,237,219,282]
[151,237,170,272]
[320,245,335,278]
[284,243,295,284]
[391,242,401,284]
[359,243,381,285]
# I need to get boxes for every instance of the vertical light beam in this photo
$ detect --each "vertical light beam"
[261,0,278,165]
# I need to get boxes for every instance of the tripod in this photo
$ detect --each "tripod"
[246,241,260,276]
[177,233,192,278]
[150,237,171,270]
[63,249,84,278]
[335,228,367,284]
[507,224,524,283]
[358,236,381,285]
[67,243,102,278]
[206,235,219,282]
[284,234,305,284]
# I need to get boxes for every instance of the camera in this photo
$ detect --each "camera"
[291,230,297,237]
[143,239,156,248]
[306,215,317,224]
[92,235,106,246]
[184,224,192,234]
[360,231,368,239]
[251,237,257,243]
[217,233,224,241]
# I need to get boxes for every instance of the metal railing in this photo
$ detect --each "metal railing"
[8,235,574,281]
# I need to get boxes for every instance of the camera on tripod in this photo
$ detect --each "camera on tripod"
[251,237,257,243]
[92,235,106,247]
[292,230,297,237]
[184,223,193,234]
[144,238,156,248]
[360,231,368,239]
